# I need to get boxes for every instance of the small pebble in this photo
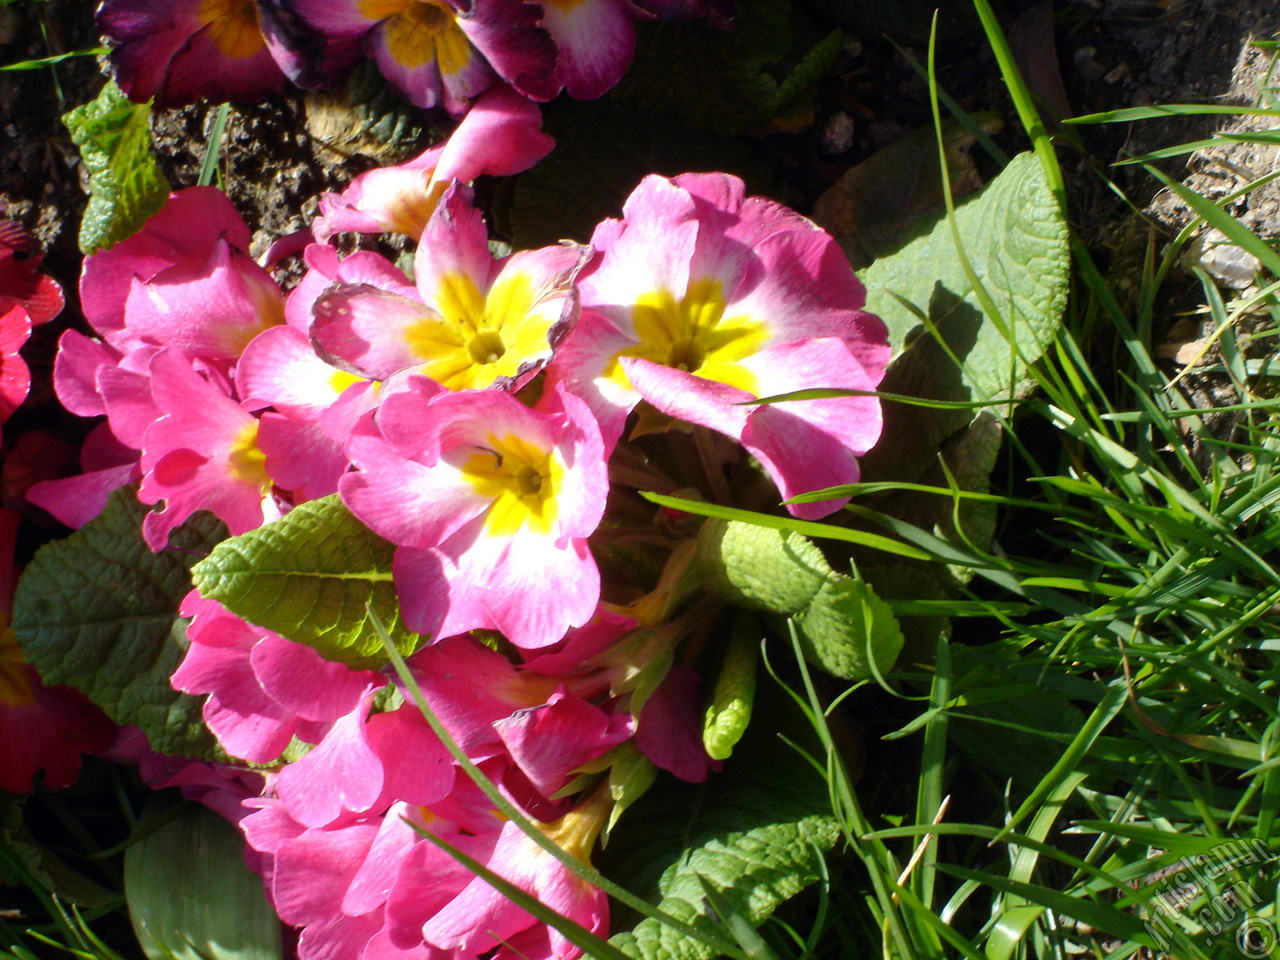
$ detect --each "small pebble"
[1189,228,1260,288]
[821,112,855,155]
[1073,47,1106,82]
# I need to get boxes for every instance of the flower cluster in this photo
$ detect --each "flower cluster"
[0,217,117,794]
[29,135,888,955]
[98,0,734,113]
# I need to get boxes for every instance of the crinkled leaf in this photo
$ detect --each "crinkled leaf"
[703,616,760,761]
[860,152,1068,485]
[695,520,903,680]
[792,575,904,681]
[190,494,422,670]
[603,682,839,960]
[812,115,1003,270]
[63,79,170,254]
[125,800,282,960]
[11,487,225,759]
[773,28,844,115]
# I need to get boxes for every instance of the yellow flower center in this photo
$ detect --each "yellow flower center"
[543,785,614,862]
[328,368,366,395]
[406,272,552,391]
[0,617,34,708]
[227,422,269,487]
[608,278,767,395]
[373,0,474,74]
[198,0,264,59]
[460,433,563,538]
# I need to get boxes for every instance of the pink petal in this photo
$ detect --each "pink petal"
[493,690,632,799]
[272,820,381,926]
[122,238,284,360]
[311,283,439,380]
[434,84,554,182]
[540,0,635,100]
[258,412,350,501]
[52,329,119,418]
[635,666,711,782]
[249,632,377,723]
[80,187,252,341]
[274,694,385,828]
[25,463,140,530]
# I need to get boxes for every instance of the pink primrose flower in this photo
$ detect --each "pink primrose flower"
[282,0,556,114]
[0,215,64,325]
[272,693,454,830]
[547,172,891,519]
[418,790,611,959]
[80,187,283,362]
[137,348,275,550]
[0,510,116,792]
[341,382,608,649]
[98,0,288,107]
[534,0,635,100]
[241,793,503,960]
[312,183,586,392]
[312,83,554,242]
[0,306,31,425]
[173,591,380,763]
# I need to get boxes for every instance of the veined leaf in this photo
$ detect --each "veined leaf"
[63,79,170,254]
[190,494,423,669]
[860,151,1068,484]
[125,801,282,960]
[603,683,840,960]
[12,488,225,759]
[696,519,904,681]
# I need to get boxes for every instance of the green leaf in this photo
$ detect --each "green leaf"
[602,683,840,960]
[791,575,904,682]
[62,79,170,254]
[812,115,1004,270]
[936,865,1156,946]
[12,488,225,759]
[125,801,282,960]
[703,616,760,761]
[190,494,423,669]
[695,519,904,681]
[859,151,1068,484]
[696,519,829,616]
